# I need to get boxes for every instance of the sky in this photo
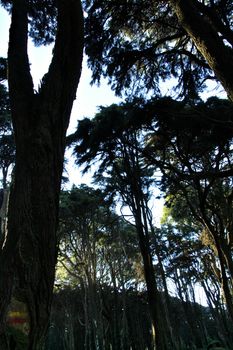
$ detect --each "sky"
[1,7,225,228]
[0,8,217,305]
[0,8,121,132]
[0,6,227,229]
[5,6,226,309]
[0,7,166,223]
[0,7,122,183]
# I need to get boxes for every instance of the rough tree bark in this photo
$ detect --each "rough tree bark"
[169,0,233,102]
[0,0,84,349]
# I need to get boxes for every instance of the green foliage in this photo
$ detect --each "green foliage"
[0,0,57,46]
[68,101,146,168]
[83,0,233,98]
[58,185,142,289]
[68,95,233,348]
[71,97,233,202]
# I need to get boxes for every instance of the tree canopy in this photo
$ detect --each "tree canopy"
[1,1,233,349]
[68,95,233,349]
[84,0,233,100]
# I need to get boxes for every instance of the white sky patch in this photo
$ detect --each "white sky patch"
[0,6,226,233]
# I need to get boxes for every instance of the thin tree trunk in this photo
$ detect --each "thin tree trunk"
[174,269,199,347]
[114,138,169,350]
[202,280,230,345]
[147,217,178,349]
[133,206,167,350]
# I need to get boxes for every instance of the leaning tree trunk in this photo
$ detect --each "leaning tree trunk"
[169,0,233,102]
[0,0,83,349]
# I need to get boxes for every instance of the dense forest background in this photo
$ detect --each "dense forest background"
[1,79,233,350]
[50,97,233,350]
[0,1,233,349]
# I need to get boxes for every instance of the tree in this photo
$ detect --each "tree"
[0,1,84,349]
[160,213,233,348]
[70,104,174,350]
[0,82,15,247]
[83,0,233,101]
[169,0,233,101]
[0,62,14,189]
[68,96,233,348]
[145,97,233,322]
[56,185,150,350]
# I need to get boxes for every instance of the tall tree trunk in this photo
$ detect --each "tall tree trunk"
[115,138,170,350]
[147,218,178,349]
[133,203,168,350]
[170,0,233,101]
[0,0,84,348]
